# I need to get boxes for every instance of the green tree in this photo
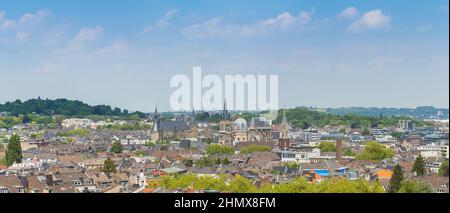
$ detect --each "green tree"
[227,175,256,193]
[222,157,230,165]
[338,128,346,134]
[110,141,123,153]
[284,162,299,170]
[260,177,314,193]
[215,157,222,165]
[398,180,433,193]
[439,161,449,177]
[103,157,116,173]
[317,142,336,152]
[135,150,147,157]
[412,155,425,176]
[206,144,234,155]
[362,128,371,136]
[316,178,384,193]
[356,141,394,161]
[344,148,355,156]
[388,164,404,193]
[390,132,403,141]
[6,134,22,166]
[157,174,386,193]
[240,145,272,154]
[195,157,213,167]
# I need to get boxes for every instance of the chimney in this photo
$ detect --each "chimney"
[336,139,343,161]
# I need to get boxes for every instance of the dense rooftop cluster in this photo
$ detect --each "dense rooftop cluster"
[0,100,448,193]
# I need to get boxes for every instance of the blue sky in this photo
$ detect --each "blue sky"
[0,0,448,112]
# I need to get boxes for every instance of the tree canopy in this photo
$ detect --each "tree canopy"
[398,180,433,193]
[273,107,428,129]
[412,155,425,176]
[356,141,394,161]
[158,174,384,193]
[439,161,449,177]
[206,144,234,155]
[103,157,117,173]
[0,98,145,118]
[110,141,124,154]
[388,164,404,193]
[240,145,272,154]
[317,142,336,152]
[5,134,22,166]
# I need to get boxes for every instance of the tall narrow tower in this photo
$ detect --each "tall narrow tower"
[222,100,230,120]
[280,109,289,139]
[336,138,343,161]
[191,109,196,125]
[282,109,288,125]
[151,106,162,141]
[152,106,160,132]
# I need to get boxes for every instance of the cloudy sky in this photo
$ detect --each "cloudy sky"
[0,0,448,112]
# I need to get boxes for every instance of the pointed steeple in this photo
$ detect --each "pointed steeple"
[153,105,160,132]
[222,99,229,120]
[192,109,196,125]
[282,109,288,125]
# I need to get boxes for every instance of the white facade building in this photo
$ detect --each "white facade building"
[278,149,321,163]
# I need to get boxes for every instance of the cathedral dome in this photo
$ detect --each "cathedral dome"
[234,118,248,130]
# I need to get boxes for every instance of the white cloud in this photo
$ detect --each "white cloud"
[95,39,128,55]
[143,9,179,33]
[262,12,297,30]
[299,10,314,24]
[67,26,104,51]
[157,9,178,27]
[347,9,391,33]
[19,9,51,26]
[1,19,17,31]
[75,26,104,42]
[182,10,314,39]
[416,25,432,32]
[0,9,51,40]
[337,7,359,19]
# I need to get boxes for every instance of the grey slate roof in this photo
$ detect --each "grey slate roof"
[161,120,190,132]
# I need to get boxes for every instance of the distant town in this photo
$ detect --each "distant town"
[0,98,448,193]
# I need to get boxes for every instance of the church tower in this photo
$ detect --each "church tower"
[222,100,230,120]
[151,106,162,141]
[280,109,289,139]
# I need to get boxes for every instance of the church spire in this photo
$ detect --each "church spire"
[282,108,288,125]
[153,105,160,132]
[222,99,230,120]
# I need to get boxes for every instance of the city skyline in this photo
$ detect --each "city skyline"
[1,0,449,112]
